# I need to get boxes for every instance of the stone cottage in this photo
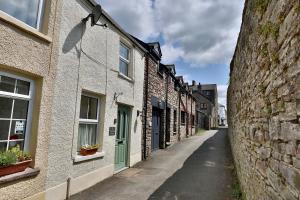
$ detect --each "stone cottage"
[131,37,182,159]
[177,77,196,137]
[0,0,62,199]
[190,81,219,129]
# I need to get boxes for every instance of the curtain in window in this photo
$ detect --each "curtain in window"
[78,124,97,150]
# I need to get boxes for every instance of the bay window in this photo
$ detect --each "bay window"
[0,72,33,152]
[119,43,130,77]
[0,0,45,29]
[78,94,100,151]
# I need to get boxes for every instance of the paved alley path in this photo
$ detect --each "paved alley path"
[71,128,234,200]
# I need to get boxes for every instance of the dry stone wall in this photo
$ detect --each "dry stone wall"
[228,0,300,199]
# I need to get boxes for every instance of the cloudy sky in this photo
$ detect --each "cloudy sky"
[98,0,245,106]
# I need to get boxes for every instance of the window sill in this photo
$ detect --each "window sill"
[118,73,134,83]
[73,151,105,163]
[0,168,40,184]
[0,11,52,43]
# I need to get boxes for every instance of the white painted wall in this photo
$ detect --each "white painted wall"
[42,1,145,199]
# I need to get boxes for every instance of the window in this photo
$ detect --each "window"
[0,73,33,152]
[181,111,186,125]
[78,94,100,151]
[173,110,177,133]
[119,43,130,77]
[200,103,207,110]
[0,0,45,29]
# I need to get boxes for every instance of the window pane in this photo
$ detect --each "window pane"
[0,120,10,140]
[88,97,98,119]
[0,0,41,28]
[80,95,98,120]
[0,97,13,118]
[120,44,129,59]
[77,124,97,150]
[0,142,7,152]
[16,80,30,95]
[119,60,128,76]
[8,140,24,150]
[80,95,89,119]
[0,75,15,93]
[10,120,26,140]
[13,99,29,119]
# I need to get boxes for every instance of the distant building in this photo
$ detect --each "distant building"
[218,104,227,126]
[189,81,218,129]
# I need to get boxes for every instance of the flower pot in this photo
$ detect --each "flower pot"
[0,160,32,177]
[80,148,98,156]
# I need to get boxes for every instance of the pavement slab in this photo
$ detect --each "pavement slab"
[71,128,234,200]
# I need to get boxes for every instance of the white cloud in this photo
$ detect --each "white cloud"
[217,85,228,107]
[99,0,244,66]
[100,0,157,40]
[154,0,244,66]
[161,44,184,63]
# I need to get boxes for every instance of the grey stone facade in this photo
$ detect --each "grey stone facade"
[190,81,218,129]
[228,0,300,199]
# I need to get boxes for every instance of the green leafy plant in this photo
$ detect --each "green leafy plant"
[0,151,17,167]
[9,145,31,162]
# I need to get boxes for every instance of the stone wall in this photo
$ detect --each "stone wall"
[179,92,196,138]
[228,0,300,199]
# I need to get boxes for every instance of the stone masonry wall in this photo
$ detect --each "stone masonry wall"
[179,93,196,138]
[228,0,300,199]
[142,57,180,159]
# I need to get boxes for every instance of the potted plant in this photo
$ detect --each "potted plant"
[80,144,100,156]
[0,145,32,177]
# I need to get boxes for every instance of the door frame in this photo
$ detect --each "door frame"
[114,104,132,172]
[151,107,162,151]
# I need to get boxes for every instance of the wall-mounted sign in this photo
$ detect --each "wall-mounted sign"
[109,127,116,136]
[15,121,25,134]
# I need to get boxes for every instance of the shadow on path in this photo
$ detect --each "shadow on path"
[149,128,234,200]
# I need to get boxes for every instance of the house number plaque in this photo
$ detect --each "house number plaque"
[109,127,116,136]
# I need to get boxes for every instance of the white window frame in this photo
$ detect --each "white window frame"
[0,71,34,152]
[119,42,130,77]
[78,93,100,151]
[0,0,45,30]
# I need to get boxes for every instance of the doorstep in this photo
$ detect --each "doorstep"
[114,167,129,174]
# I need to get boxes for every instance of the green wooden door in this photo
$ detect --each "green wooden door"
[115,106,130,171]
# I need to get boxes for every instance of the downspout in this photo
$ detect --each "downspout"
[143,56,149,160]
[178,89,181,141]
[186,92,188,137]
[164,71,169,147]
[190,95,193,135]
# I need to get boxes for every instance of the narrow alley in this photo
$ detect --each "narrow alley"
[71,129,234,200]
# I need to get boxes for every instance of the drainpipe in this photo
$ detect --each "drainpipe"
[186,92,188,137]
[164,70,169,147]
[178,89,181,141]
[143,56,149,160]
[191,96,193,135]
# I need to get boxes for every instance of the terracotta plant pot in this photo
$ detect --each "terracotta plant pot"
[80,148,98,156]
[0,160,32,177]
